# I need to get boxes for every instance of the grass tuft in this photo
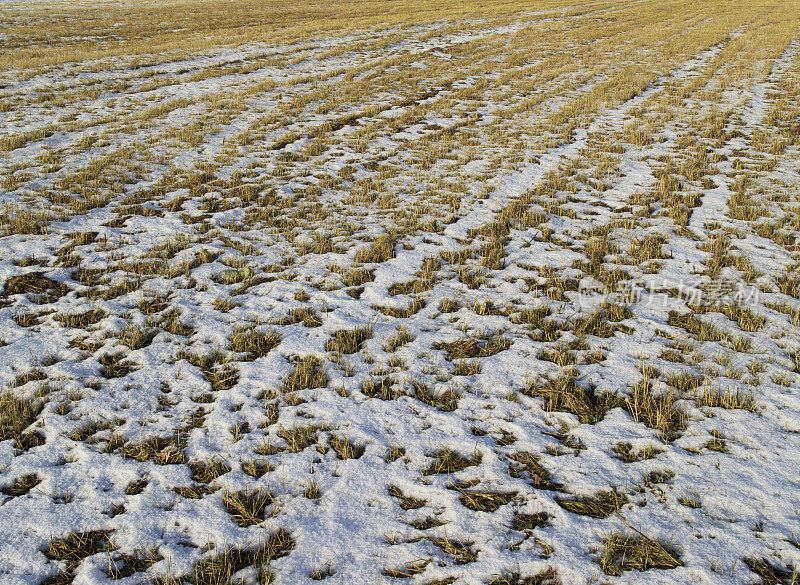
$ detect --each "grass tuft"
[190,529,294,585]
[229,326,281,359]
[325,327,372,354]
[599,533,682,576]
[189,458,231,483]
[556,490,628,518]
[277,424,322,452]
[488,567,560,585]
[0,392,42,441]
[355,234,396,263]
[512,511,551,531]
[283,356,327,392]
[434,335,511,360]
[328,434,366,459]
[44,530,115,570]
[2,272,69,301]
[222,488,276,526]
[743,557,797,585]
[523,374,618,425]
[424,448,482,475]
[1,473,42,496]
[508,452,563,491]
[697,387,757,411]
[453,487,516,512]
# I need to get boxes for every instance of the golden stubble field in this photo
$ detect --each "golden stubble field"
[0,0,799,584]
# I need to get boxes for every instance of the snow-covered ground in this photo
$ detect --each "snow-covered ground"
[1,2,799,584]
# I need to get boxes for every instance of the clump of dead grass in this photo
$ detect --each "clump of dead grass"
[189,458,231,483]
[412,379,460,412]
[1,473,42,496]
[512,511,552,531]
[453,487,517,512]
[277,424,322,452]
[697,387,757,411]
[229,326,281,359]
[424,448,482,475]
[44,530,115,570]
[189,529,294,585]
[2,272,69,301]
[354,234,397,263]
[508,452,563,491]
[283,356,327,392]
[488,567,560,585]
[121,435,186,465]
[743,557,797,585]
[54,308,106,328]
[623,378,687,440]
[427,536,478,564]
[522,374,617,425]
[556,490,628,518]
[222,488,276,526]
[0,392,42,441]
[388,485,427,510]
[328,434,365,459]
[599,532,682,576]
[612,442,663,462]
[325,326,372,354]
[282,306,323,327]
[434,335,511,360]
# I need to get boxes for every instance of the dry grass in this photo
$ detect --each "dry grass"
[354,234,397,263]
[697,387,757,411]
[2,272,69,300]
[189,458,231,483]
[454,487,517,512]
[522,374,618,425]
[512,511,551,531]
[0,392,42,441]
[44,530,115,570]
[424,448,482,475]
[189,529,294,585]
[384,326,414,352]
[120,435,186,464]
[388,485,427,510]
[427,536,478,564]
[222,488,276,526]
[556,490,628,518]
[612,442,663,462]
[124,478,148,495]
[508,452,563,491]
[413,379,460,412]
[434,335,511,360]
[488,567,560,585]
[283,356,327,392]
[98,353,138,379]
[328,434,366,459]
[118,325,158,350]
[1,0,798,582]
[325,327,372,354]
[385,445,406,463]
[743,557,797,585]
[1,473,41,496]
[622,379,687,440]
[283,306,324,327]
[382,558,431,578]
[361,376,404,401]
[54,308,106,328]
[599,533,682,576]
[229,326,281,359]
[277,424,322,452]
